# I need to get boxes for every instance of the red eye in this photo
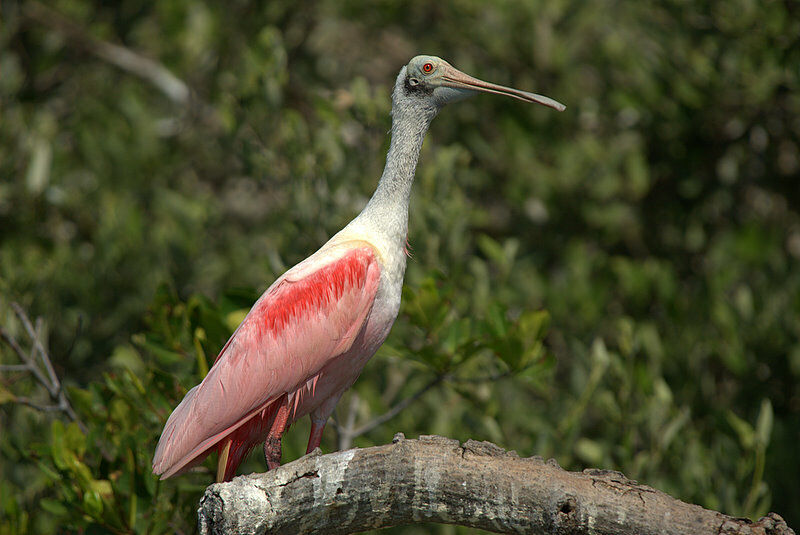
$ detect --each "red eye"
[422,62,434,73]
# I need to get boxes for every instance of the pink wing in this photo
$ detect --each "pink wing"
[152,244,381,478]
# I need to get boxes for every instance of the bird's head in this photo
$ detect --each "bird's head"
[402,55,565,111]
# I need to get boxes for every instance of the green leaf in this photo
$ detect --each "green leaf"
[108,344,144,374]
[516,342,545,371]
[575,437,604,465]
[193,327,210,378]
[660,408,690,451]
[132,334,186,366]
[39,498,68,516]
[225,309,249,332]
[591,338,611,368]
[143,471,157,497]
[616,317,635,357]
[67,386,93,416]
[50,420,68,470]
[477,234,507,266]
[109,398,132,428]
[82,489,103,518]
[91,479,113,499]
[414,346,448,372]
[486,303,508,339]
[64,422,87,458]
[68,455,94,488]
[34,459,61,481]
[0,384,16,404]
[518,310,550,342]
[493,337,524,371]
[754,399,773,449]
[442,318,471,356]
[727,410,755,450]
[125,369,147,396]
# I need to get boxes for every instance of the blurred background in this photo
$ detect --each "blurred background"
[1,0,799,533]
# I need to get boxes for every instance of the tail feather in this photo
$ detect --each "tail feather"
[152,385,284,480]
[152,385,202,477]
[217,401,281,482]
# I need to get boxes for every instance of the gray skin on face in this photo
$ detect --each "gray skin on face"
[404,55,475,106]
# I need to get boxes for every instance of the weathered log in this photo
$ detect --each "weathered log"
[197,433,794,535]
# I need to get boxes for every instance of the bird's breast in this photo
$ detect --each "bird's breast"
[327,221,410,326]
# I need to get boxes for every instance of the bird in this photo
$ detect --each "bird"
[152,55,564,482]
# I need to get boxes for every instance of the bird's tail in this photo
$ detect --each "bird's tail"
[215,399,283,482]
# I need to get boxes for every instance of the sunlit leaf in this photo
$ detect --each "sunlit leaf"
[727,411,755,450]
[755,399,773,449]
[39,498,68,516]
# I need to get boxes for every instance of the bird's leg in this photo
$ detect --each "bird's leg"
[263,439,281,470]
[306,393,341,454]
[264,396,290,470]
[306,418,326,454]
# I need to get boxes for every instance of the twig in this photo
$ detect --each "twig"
[444,370,511,383]
[336,370,509,445]
[348,375,445,439]
[35,316,59,388]
[0,303,86,432]
[335,392,362,451]
[15,398,66,413]
[0,328,55,398]
[0,364,33,372]
[12,303,60,394]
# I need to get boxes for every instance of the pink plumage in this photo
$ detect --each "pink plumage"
[153,245,381,480]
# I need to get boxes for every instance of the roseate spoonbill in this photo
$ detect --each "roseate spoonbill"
[152,55,564,482]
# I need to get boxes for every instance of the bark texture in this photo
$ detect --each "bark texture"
[197,433,794,535]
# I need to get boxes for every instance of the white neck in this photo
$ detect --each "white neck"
[353,68,438,244]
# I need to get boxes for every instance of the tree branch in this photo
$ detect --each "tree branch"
[198,434,795,535]
[22,1,222,130]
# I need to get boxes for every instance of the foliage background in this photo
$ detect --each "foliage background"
[2,0,799,532]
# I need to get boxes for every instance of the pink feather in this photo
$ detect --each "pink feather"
[152,245,381,479]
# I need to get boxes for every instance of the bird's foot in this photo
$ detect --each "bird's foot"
[264,436,282,470]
